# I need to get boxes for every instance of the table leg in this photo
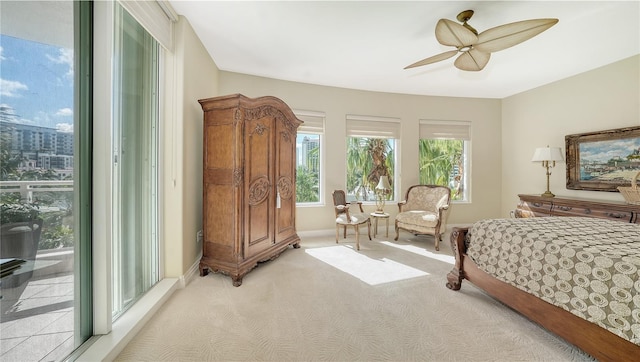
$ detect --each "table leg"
[385,217,389,237]
[374,217,379,237]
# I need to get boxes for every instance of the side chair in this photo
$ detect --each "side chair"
[332,190,371,250]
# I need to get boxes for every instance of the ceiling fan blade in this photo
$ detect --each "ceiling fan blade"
[404,50,458,69]
[474,18,559,53]
[435,19,478,47]
[454,49,491,71]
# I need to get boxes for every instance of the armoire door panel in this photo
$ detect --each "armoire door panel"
[245,117,275,257]
[274,120,297,243]
[247,175,272,254]
[247,200,272,256]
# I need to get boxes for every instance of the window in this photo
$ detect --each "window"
[294,111,324,204]
[0,1,93,360]
[111,2,160,320]
[345,115,400,202]
[419,120,471,201]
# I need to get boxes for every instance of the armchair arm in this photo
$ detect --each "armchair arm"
[397,200,407,212]
[351,201,365,213]
[336,204,352,219]
[437,203,451,232]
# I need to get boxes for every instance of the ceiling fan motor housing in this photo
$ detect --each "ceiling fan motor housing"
[457,10,478,35]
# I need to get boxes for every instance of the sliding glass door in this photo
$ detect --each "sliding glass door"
[111,3,160,320]
[0,1,92,360]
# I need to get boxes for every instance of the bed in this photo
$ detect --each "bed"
[446,216,640,362]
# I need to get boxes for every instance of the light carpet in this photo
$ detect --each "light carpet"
[115,232,594,362]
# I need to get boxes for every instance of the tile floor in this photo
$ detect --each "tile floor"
[1,272,74,362]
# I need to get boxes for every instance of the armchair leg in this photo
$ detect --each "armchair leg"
[335,225,339,243]
[355,226,360,250]
[435,234,440,251]
[367,220,371,240]
[394,224,400,241]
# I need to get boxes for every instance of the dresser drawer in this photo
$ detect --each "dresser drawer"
[517,199,552,217]
[551,204,632,222]
[517,194,640,223]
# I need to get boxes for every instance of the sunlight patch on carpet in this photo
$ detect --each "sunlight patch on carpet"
[380,241,455,265]
[305,246,428,285]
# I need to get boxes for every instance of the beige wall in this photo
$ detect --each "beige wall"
[501,55,640,216]
[218,73,503,231]
[163,16,218,278]
[171,21,638,276]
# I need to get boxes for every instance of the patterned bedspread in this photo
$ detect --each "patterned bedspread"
[466,217,640,345]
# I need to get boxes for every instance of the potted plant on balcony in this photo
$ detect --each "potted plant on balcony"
[1,195,43,262]
[1,195,44,289]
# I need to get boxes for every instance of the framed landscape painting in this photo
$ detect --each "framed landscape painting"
[566,126,640,191]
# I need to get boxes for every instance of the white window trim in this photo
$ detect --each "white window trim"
[346,114,401,139]
[419,119,472,203]
[81,2,178,360]
[293,109,325,207]
[118,0,177,51]
[345,114,401,203]
[92,0,115,336]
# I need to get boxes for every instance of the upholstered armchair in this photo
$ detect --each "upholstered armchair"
[332,190,371,250]
[394,185,451,250]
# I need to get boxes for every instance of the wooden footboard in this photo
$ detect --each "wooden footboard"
[446,226,640,362]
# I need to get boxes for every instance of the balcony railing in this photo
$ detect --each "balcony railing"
[0,180,73,202]
[1,180,74,254]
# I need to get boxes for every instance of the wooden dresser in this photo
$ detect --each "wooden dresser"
[198,94,302,286]
[515,194,640,224]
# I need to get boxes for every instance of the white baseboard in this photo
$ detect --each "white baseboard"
[298,229,334,238]
[180,251,203,287]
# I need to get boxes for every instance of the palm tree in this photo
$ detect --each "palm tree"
[296,166,319,202]
[419,139,463,199]
[366,138,390,186]
[0,129,22,180]
[347,137,370,200]
[347,137,394,200]
[296,143,320,202]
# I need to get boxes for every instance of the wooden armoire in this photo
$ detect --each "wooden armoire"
[198,94,302,286]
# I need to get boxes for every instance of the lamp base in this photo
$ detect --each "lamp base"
[540,191,555,198]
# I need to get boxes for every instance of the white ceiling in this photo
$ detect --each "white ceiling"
[167,1,640,99]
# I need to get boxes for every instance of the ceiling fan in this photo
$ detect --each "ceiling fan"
[405,10,558,71]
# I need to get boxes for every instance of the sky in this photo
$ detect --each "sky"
[0,34,74,132]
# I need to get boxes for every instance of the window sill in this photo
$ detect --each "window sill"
[75,278,180,361]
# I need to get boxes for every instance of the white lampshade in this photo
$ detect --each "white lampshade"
[375,175,391,191]
[531,146,564,162]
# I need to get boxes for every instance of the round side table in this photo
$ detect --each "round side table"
[370,212,390,238]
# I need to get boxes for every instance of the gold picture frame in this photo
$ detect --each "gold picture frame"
[566,126,640,191]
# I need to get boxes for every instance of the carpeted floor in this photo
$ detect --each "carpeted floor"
[115,231,594,361]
